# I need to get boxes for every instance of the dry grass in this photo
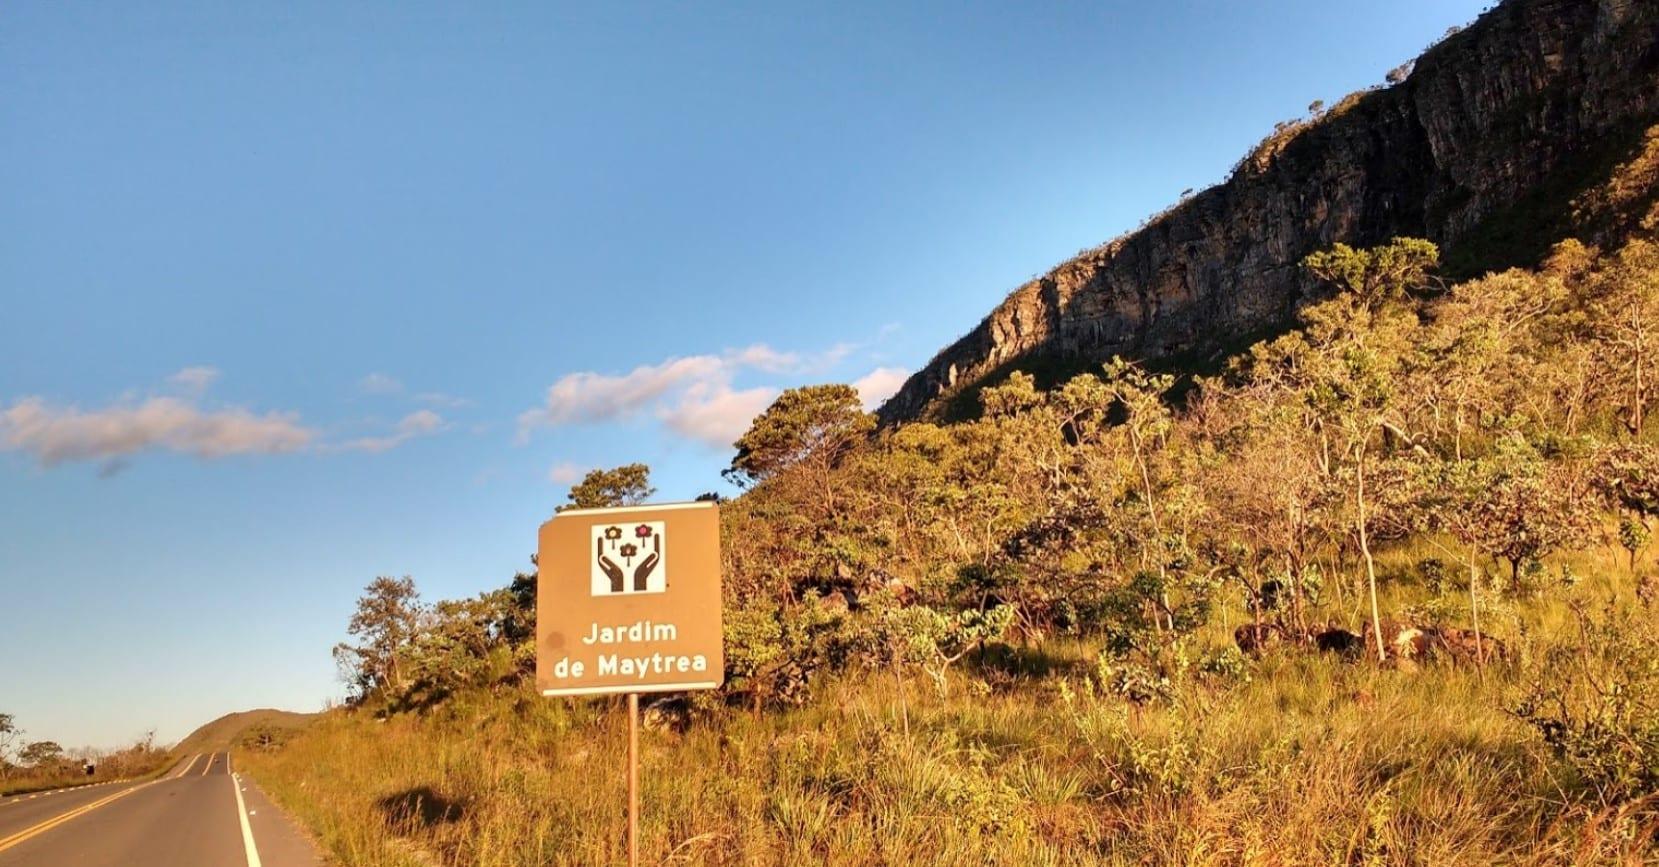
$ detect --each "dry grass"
[240,561,1659,867]
[173,708,318,754]
[0,752,176,797]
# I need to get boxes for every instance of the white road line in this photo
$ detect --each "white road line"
[175,754,203,778]
[201,752,215,777]
[2,774,138,805]
[231,773,262,867]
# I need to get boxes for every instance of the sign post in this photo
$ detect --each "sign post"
[627,692,639,867]
[537,501,723,867]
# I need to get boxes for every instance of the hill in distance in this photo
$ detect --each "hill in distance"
[173,709,317,755]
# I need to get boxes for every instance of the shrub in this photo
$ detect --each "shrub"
[722,596,852,709]
[1619,516,1651,572]
[1513,601,1659,804]
[874,602,1015,694]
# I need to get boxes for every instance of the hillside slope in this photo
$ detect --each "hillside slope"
[174,708,317,754]
[880,0,1659,423]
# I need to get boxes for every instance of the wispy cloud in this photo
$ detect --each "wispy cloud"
[338,410,446,453]
[166,366,221,396]
[414,392,471,409]
[852,366,908,410]
[0,396,314,467]
[659,383,779,448]
[516,343,859,449]
[358,371,469,410]
[723,343,853,375]
[548,461,585,485]
[1,365,463,470]
[518,355,728,435]
[358,373,404,395]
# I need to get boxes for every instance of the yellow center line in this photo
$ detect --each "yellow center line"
[0,780,155,854]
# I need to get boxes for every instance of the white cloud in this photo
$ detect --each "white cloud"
[339,410,446,453]
[813,343,857,370]
[852,367,909,410]
[519,342,874,449]
[725,345,799,373]
[358,373,404,395]
[167,366,221,396]
[517,355,728,437]
[0,396,314,466]
[659,383,779,449]
[548,461,585,485]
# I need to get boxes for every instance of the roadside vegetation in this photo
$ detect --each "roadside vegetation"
[0,714,172,796]
[241,132,1659,864]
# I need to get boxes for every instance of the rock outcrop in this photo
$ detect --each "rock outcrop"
[879,0,1659,424]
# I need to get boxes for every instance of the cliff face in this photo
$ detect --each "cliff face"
[879,0,1659,424]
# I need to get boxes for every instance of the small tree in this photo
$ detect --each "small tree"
[1303,237,1438,310]
[1299,238,1438,660]
[881,603,1014,695]
[1589,241,1658,436]
[0,714,20,781]
[401,591,524,707]
[1593,443,1659,518]
[1455,437,1594,587]
[726,385,873,488]
[726,385,874,535]
[559,463,654,512]
[19,741,63,769]
[1619,517,1652,574]
[1099,358,1181,630]
[333,575,425,702]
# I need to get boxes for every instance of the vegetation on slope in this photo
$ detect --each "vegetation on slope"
[0,714,173,796]
[241,129,1659,864]
[174,708,319,755]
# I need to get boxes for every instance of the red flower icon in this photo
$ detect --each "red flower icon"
[635,524,654,539]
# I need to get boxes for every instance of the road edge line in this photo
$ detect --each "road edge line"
[231,772,263,867]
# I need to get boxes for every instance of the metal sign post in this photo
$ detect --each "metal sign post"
[627,692,639,867]
[536,501,724,866]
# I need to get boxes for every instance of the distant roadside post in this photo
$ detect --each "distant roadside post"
[537,501,723,867]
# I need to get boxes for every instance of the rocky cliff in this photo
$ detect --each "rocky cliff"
[879,0,1659,424]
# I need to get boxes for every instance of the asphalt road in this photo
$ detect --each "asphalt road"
[0,752,321,866]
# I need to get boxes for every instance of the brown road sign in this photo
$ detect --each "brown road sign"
[536,501,724,697]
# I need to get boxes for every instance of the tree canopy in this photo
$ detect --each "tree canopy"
[725,384,873,488]
[558,463,655,512]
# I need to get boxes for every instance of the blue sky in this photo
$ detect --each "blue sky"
[0,0,1488,749]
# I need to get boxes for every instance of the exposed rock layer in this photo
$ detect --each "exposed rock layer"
[879,0,1659,424]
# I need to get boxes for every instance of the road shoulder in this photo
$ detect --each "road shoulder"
[233,770,325,866]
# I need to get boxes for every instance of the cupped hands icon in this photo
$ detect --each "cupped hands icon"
[597,533,661,592]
